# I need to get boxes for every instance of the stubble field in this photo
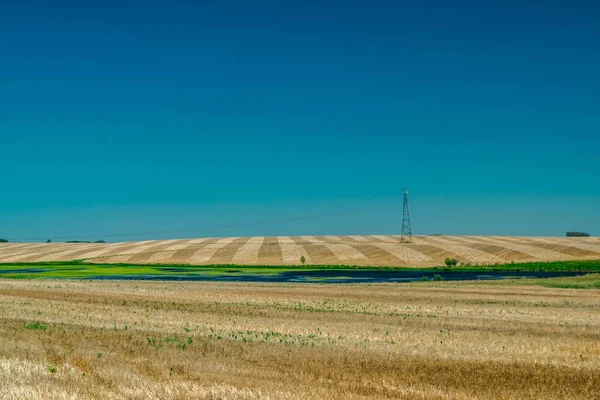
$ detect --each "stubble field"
[2,235,600,267]
[0,277,599,399]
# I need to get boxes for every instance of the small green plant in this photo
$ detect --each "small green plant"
[48,365,57,374]
[300,255,306,266]
[444,258,458,268]
[419,276,433,282]
[97,352,103,358]
[25,322,48,331]
[433,274,444,281]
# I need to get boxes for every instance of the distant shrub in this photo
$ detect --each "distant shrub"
[47,239,51,243]
[444,258,458,268]
[94,240,106,243]
[418,276,433,282]
[566,232,590,237]
[433,274,444,281]
[300,255,306,266]
[0,238,8,243]
[47,365,57,374]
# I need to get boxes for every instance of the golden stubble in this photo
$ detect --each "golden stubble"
[0,279,598,399]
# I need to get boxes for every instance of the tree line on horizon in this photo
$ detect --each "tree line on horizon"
[0,238,105,243]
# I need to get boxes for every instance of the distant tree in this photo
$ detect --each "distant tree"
[47,239,52,243]
[300,255,306,266]
[0,238,8,243]
[94,240,106,243]
[444,257,458,268]
[566,232,590,237]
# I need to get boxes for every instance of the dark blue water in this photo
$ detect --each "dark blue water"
[86,270,590,283]
[0,268,48,274]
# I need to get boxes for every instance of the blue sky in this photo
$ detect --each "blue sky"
[1,0,599,241]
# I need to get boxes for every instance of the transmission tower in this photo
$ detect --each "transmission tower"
[400,188,412,243]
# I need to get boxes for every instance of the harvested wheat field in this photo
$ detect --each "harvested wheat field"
[0,278,599,399]
[2,235,600,267]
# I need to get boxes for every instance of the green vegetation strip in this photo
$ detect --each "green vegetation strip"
[0,259,598,280]
[1,259,600,273]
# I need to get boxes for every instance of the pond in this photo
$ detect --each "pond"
[86,269,591,283]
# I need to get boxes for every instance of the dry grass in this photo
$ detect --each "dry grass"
[0,279,599,399]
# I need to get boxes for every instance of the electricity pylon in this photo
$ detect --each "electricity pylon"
[400,188,412,243]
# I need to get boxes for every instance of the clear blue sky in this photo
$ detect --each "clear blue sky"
[1,0,599,241]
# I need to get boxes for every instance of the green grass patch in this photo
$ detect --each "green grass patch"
[417,274,600,290]
[494,274,600,289]
[25,321,48,331]
[458,260,600,272]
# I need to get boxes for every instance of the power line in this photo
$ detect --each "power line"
[8,203,398,242]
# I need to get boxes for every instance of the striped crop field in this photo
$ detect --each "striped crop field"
[2,235,600,267]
